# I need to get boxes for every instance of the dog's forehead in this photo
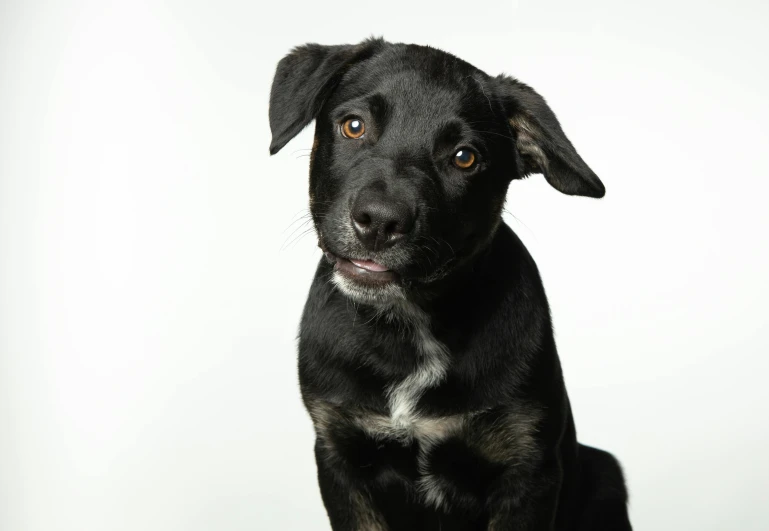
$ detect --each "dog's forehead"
[336,45,490,120]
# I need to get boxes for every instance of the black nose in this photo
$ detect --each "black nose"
[351,194,415,251]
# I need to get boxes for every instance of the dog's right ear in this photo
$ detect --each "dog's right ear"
[269,39,384,155]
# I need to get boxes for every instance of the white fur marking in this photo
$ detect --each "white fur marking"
[331,283,457,509]
[385,303,450,429]
[331,271,407,305]
[417,472,450,510]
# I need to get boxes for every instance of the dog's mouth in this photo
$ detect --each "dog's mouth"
[323,251,399,284]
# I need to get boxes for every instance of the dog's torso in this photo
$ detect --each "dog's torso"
[299,225,588,529]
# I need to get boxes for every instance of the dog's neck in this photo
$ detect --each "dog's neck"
[402,222,509,313]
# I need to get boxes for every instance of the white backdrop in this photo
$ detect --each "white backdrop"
[2,1,768,530]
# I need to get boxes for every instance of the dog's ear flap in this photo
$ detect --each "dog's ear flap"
[492,75,605,198]
[269,39,384,155]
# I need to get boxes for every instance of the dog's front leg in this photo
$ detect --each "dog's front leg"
[314,440,389,531]
[486,461,562,531]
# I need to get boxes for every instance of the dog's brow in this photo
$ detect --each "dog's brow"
[435,121,465,147]
[434,120,489,155]
[330,99,371,122]
[366,94,389,124]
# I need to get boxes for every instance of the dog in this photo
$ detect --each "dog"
[269,38,632,531]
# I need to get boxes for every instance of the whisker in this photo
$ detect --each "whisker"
[283,226,317,250]
[503,208,535,239]
[282,212,313,234]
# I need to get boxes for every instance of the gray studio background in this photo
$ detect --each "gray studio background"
[2,0,768,529]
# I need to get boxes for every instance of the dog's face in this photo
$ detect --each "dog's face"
[270,39,604,305]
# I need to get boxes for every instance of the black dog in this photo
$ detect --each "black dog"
[269,38,631,531]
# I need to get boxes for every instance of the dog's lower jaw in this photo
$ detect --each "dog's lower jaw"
[330,269,407,306]
[326,224,499,308]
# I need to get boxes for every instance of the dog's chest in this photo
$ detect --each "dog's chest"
[357,410,465,446]
[385,312,451,428]
[307,303,543,510]
[310,399,543,512]
[309,400,466,479]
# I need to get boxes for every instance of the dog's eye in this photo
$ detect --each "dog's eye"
[453,149,476,170]
[341,118,365,139]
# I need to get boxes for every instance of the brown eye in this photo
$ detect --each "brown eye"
[341,118,365,139]
[453,149,476,169]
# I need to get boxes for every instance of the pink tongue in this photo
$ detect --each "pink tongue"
[350,259,390,272]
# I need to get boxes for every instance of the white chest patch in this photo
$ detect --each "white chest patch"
[310,301,460,511]
[385,303,451,430]
[357,412,465,446]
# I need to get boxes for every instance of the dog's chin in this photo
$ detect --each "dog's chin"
[324,251,408,306]
[331,271,407,305]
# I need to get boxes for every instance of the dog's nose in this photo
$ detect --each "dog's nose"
[351,195,415,251]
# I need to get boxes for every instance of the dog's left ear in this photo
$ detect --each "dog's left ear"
[492,75,605,198]
[269,39,384,155]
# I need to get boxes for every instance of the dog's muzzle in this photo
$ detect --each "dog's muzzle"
[324,251,399,285]
[350,188,415,253]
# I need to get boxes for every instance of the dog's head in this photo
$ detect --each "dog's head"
[269,39,603,305]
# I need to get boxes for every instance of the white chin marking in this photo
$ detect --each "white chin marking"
[331,270,406,305]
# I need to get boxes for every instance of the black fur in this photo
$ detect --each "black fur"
[269,38,631,530]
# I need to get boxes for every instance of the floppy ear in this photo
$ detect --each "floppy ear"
[493,75,605,198]
[268,39,384,155]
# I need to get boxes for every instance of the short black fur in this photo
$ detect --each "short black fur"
[269,38,631,530]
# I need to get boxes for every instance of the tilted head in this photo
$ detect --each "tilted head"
[269,38,604,306]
